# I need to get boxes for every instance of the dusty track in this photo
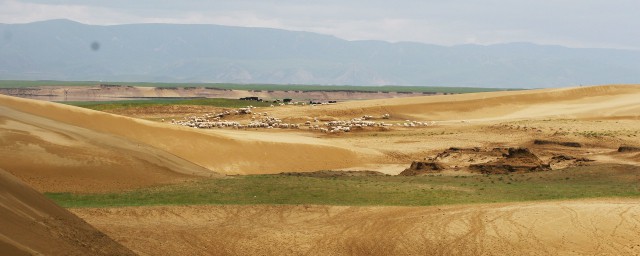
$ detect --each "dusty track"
[73,199,640,256]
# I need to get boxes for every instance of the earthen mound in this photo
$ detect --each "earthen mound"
[549,155,594,170]
[399,161,446,176]
[534,139,582,148]
[469,148,551,174]
[432,147,503,165]
[618,146,640,153]
[401,147,554,175]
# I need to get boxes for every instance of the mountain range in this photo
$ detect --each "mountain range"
[1,19,639,88]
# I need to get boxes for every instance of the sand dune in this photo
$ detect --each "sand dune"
[0,168,134,255]
[0,94,365,191]
[0,103,215,192]
[274,85,640,122]
[2,85,638,192]
[73,199,640,255]
[2,84,639,255]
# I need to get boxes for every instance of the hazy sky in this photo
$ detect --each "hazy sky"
[1,0,639,49]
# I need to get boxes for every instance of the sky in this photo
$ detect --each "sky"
[1,0,639,50]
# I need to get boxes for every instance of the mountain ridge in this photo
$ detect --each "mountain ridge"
[1,20,639,88]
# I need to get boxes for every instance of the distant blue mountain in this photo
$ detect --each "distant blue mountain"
[1,19,639,88]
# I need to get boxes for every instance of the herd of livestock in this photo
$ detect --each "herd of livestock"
[169,106,434,133]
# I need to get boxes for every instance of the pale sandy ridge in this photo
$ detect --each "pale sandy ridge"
[0,94,366,189]
[0,168,134,255]
[0,104,214,192]
[73,199,640,256]
[2,85,639,192]
[1,84,639,255]
[270,84,640,122]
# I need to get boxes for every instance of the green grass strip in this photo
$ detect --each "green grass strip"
[46,165,640,208]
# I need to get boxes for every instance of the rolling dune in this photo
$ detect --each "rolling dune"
[0,94,365,192]
[2,85,638,192]
[0,168,134,255]
[0,103,215,192]
[273,85,640,122]
[2,84,639,255]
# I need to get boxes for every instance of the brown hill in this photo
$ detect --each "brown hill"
[0,94,364,192]
[0,168,134,255]
[272,84,640,121]
[0,98,215,192]
[1,85,638,192]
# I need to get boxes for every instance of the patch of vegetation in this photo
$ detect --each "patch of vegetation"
[0,80,515,94]
[46,164,640,208]
[61,98,273,111]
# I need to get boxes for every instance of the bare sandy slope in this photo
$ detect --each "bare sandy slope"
[73,199,640,256]
[269,84,640,122]
[0,104,215,192]
[2,85,638,188]
[0,94,365,183]
[0,168,134,255]
[262,85,640,173]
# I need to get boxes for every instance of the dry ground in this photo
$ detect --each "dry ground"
[1,84,640,255]
[0,168,134,255]
[98,84,640,175]
[0,94,365,192]
[73,199,640,256]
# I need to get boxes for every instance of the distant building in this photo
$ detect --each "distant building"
[239,96,261,101]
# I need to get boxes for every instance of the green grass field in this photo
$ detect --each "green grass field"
[62,98,273,110]
[0,80,513,94]
[46,164,640,208]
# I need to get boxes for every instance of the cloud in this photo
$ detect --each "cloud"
[1,0,639,49]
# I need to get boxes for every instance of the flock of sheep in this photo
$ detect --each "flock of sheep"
[306,116,434,133]
[170,106,301,129]
[169,105,434,132]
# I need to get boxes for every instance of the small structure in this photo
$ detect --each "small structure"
[239,96,261,101]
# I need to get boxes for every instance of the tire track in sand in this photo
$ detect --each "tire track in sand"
[72,199,640,256]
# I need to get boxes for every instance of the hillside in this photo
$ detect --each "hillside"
[270,84,640,121]
[0,168,134,255]
[2,84,637,192]
[2,20,640,87]
[1,84,639,255]
[0,93,365,192]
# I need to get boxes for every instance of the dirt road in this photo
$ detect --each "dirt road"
[73,199,640,255]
